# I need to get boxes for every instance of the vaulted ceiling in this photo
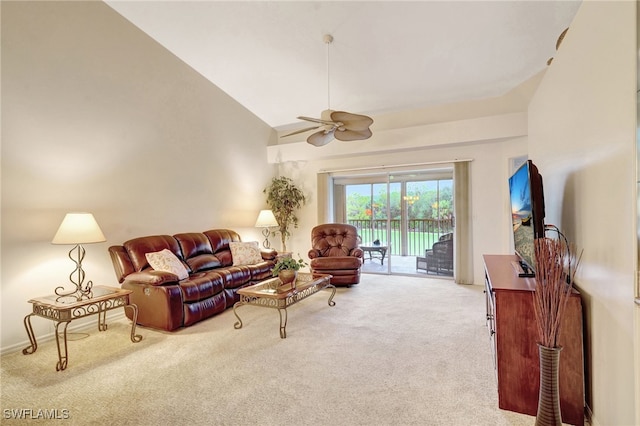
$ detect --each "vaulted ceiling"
[105,1,581,131]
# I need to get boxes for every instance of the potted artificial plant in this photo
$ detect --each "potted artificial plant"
[532,237,581,426]
[271,255,308,286]
[264,176,306,252]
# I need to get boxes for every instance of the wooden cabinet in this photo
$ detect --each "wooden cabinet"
[483,254,584,426]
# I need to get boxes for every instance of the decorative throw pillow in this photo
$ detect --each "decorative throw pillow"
[229,241,262,266]
[145,249,189,280]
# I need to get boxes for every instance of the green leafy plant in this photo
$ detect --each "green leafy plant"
[271,255,308,277]
[264,176,306,252]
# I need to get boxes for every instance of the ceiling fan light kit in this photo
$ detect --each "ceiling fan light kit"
[283,34,373,147]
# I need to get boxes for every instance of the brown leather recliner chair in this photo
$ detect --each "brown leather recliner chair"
[308,223,363,286]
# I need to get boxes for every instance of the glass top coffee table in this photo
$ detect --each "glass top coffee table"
[233,273,334,338]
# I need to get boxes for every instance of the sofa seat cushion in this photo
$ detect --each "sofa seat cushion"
[179,272,225,303]
[310,256,362,270]
[245,261,274,281]
[183,292,227,327]
[186,254,222,273]
[124,269,182,286]
[213,267,252,289]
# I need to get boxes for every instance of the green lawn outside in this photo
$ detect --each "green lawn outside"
[358,229,447,256]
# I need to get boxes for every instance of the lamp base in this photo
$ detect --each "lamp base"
[262,228,271,249]
[55,283,93,302]
[55,244,94,301]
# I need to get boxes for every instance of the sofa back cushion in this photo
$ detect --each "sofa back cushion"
[123,235,186,273]
[174,232,222,273]
[203,229,242,267]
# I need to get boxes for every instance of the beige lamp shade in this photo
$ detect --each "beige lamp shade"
[254,210,278,228]
[52,213,106,244]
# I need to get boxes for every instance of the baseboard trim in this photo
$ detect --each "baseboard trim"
[585,403,599,426]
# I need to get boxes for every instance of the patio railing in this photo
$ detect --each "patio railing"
[349,218,453,257]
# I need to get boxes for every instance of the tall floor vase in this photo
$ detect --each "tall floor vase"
[535,344,563,426]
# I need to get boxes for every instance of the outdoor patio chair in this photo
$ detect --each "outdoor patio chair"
[425,233,453,275]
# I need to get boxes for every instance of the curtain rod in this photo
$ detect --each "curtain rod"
[319,159,473,174]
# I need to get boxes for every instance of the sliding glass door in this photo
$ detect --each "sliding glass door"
[336,167,453,276]
[345,181,395,274]
[388,171,453,275]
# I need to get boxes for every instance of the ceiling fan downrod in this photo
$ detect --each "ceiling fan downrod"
[281,33,373,147]
[324,34,333,111]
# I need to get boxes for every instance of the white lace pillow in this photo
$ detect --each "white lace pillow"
[229,241,262,266]
[146,249,189,280]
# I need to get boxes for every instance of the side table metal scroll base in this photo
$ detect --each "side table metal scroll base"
[22,286,142,371]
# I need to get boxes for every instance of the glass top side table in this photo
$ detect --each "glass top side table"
[22,285,142,371]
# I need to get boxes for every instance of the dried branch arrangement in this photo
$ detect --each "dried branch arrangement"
[533,237,582,348]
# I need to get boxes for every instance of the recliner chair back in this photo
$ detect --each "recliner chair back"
[308,223,363,287]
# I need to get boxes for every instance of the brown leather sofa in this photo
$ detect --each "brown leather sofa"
[308,223,363,286]
[108,229,276,331]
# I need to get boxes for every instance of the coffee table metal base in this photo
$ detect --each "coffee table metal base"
[233,273,335,338]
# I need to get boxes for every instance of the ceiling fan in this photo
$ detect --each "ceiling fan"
[282,34,374,147]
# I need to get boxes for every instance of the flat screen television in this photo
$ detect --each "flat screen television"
[508,160,545,274]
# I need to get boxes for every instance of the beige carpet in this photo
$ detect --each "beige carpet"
[1,275,536,425]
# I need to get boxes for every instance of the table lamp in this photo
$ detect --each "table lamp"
[254,209,278,249]
[52,212,106,299]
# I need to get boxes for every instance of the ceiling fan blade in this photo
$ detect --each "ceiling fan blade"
[297,116,336,126]
[307,129,336,147]
[334,128,373,142]
[330,111,374,131]
[281,125,322,137]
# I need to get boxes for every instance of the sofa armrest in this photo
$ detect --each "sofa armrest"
[124,270,180,286]
[122,281,184,331]
[260,248,277,261]
[108,245,135,283]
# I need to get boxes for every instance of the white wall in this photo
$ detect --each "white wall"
[1,2,276,351]
[528,1,637,425]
